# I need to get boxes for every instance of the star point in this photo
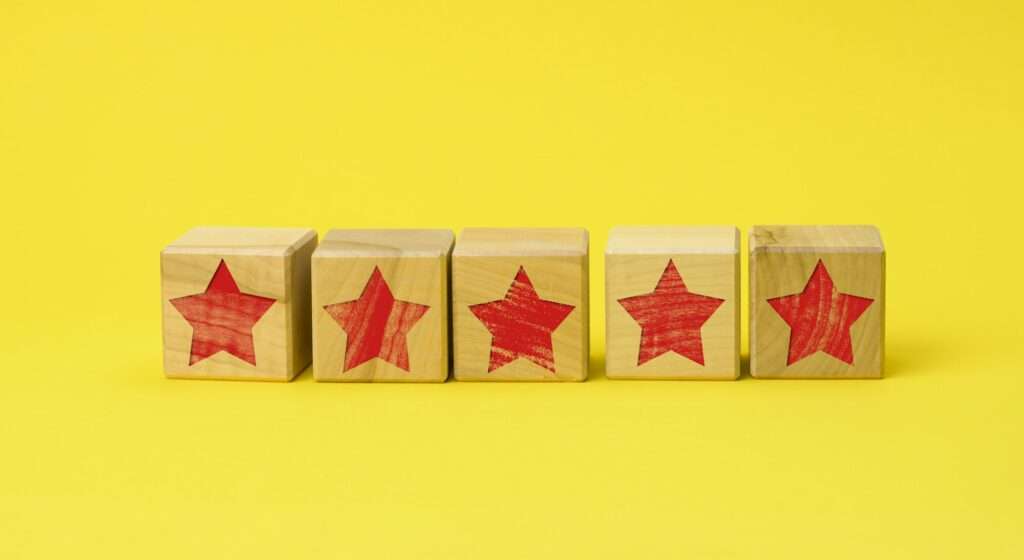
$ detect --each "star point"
[617,259,725,366]
[767,259,874,365]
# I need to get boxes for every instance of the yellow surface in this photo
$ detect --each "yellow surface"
[1,1,1021,557]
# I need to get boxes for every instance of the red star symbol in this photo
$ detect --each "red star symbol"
[469,266,575,373]
[617,259,725,366]
[323,267,430,373]
[767,259,874,366]
[170,260,276,366]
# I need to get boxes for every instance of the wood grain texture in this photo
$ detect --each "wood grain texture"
[605,226,739,380]
[750,225,885,379]
[161,226,317,381]
[453,228,588,381]
[453,227,589,256]
[749,225,883,253]
[311,229,453,382]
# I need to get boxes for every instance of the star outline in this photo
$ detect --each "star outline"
[322,265,431,374]
[766,259,875,366]
[617,258,726,367]
[469,266,576,374]
[169,259,277,367]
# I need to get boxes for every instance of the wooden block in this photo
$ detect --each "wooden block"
[311,229,454,382]
[750,225,885,379]
[161,226,318,381]
[453,228,589,381]
[605,226,740,380]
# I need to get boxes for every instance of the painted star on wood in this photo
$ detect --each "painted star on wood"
[617,259,725,366]
[470,266,575,373]
[170,260,276,366]
[323,267,430,373]
[767,259,874,365]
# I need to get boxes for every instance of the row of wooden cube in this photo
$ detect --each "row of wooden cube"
[162,225,884,382]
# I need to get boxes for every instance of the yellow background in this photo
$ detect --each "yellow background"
[1,1,1021,557]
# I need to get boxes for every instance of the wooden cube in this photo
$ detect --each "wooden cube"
[750,225,885,379]
[311,229,454,382]
[605,226,740,380]
[453,228,589,381]
[161,227,318,381]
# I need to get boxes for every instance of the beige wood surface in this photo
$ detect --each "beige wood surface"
[287,237,317,375]
[453,227,589,256]
[315,229,456,257]
[750,225,884,253]
[453,228,588,381]
[606,225,740,255]
[750,225,885,378]
[161,227,317,381]
[311,229,453,382]
[164,226,317,255]
[606,226,739,379]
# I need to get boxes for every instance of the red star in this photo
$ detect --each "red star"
[469,266,575,373]
[170,260,276,366]
[323,267,430,372]
[617,259,725,366]
[767,259,874,365]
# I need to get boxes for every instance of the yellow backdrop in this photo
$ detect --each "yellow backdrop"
[2,1,1021,558]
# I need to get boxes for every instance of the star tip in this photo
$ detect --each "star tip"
[512,266,533,286]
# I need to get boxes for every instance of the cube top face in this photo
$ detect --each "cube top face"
[750,226,885,379]
[311,229,453,382]
[453,227,588,257]
[317,228,454,258]
[161,227,317,381]
[164,226,317,256]
[750,225,883,253]
[453,228,589,381]
[605,226,739,379]
[606,225,739,255]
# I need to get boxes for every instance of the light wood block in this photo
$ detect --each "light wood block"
[605,226,739,380]
[161,226,318,381]
[453,228,589,381]
[750,225,885,379]
[311,229,453,382]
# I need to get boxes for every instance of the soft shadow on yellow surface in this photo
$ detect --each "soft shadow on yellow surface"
[2,1,1022,558]
[588,350,608,381]
[884,333,953,379]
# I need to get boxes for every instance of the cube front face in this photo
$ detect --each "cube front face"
[453,253,588,381]
[750,226,885,379]
[312,255,449,382]
[606,252,739,379]
[161,228,316,381]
